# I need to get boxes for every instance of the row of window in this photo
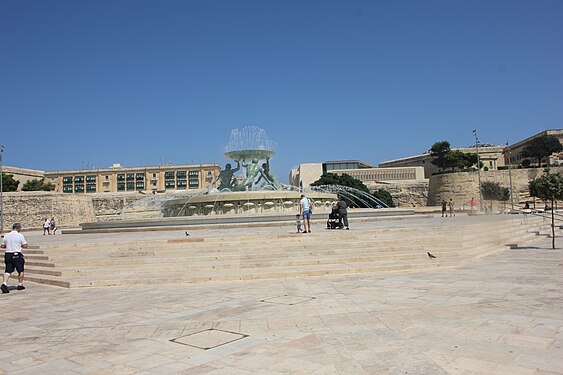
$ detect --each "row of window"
[60,170,207,193]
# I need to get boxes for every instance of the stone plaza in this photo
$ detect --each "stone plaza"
[0,214,561,374]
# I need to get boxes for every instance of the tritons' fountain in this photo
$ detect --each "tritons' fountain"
[160,126,336,217]
[78,127,410,231]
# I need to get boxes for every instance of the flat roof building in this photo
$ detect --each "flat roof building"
[44,163,220,194]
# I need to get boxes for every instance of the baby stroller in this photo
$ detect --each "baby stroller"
[326,208,340,229]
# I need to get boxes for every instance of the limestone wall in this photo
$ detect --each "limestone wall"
[366,181,429,207]
[427,168,551,209]
[1,191,145,230]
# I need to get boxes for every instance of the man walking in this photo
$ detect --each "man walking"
[337,196,349,230]
[299,194,312,233]
[1,223,29,293]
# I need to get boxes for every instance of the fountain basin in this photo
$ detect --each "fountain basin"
[161,190,337,217]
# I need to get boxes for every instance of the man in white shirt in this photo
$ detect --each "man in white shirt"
[299,194,312,233]
[1,223,29,293]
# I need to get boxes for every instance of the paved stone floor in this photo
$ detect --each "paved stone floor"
[1,220,562,374]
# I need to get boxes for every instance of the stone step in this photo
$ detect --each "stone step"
[22,217,545,288]
[40,240,460,262]
[35,223,525,256]
[24,231,536,278]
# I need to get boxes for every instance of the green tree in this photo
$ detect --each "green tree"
[522,135,563,167]
[444,150,478,171]
[529,172,563,248]
[429,141,451,171]
[372,189,395,208]
[311,173,370,193]
[1,173,19,192]
[481,181,509,212]
[499,184,510,212]
[21,178,54,191]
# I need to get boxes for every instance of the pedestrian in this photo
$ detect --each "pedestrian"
[299,194,312,233]
[1,223,29,293]
[448,198,455,217]
[470,197,476,214]
[42,218,51,235]
[295,214,302,233]
[50,217,57,235]
[441,200,447,217]
[336,195,349,230]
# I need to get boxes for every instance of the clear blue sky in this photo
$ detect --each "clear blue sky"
[1,0,562,181]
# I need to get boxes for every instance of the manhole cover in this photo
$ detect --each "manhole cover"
[260,294,316,305]
[170,329,248,350]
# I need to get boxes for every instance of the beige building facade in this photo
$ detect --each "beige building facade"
[379,146,506,178]
[290,160,426,190]
[2,166,46,191]
[506,129,563,166]
[44,163,220,194]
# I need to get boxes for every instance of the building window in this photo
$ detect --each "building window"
[177,179,187,188]
[74,184,85,193]
[136,173,144,180]
[165,181,175,189]
[86,175,96,183]
[126,181,135,191]
[126,173,135,181]
[63,176,73,184]
[188,170,199,189]
[136,182,145,190]
[177,171,187,179]
[86,183,96,193]
[74,176,84,183]
[117,182,125,191]
[63,185,73,193]
[105,175,109,180]
[164,171,174,179]
[117,174,125,182]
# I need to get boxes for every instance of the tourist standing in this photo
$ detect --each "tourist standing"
[50,217,57,235]
[337,196,349,230]
[299,194,312,233]
[470,197,476,214]
[295,214,302,233]
[42,218,51,235]
[1,223,29,293]
[441,200,447,217]
[449,198,455,217]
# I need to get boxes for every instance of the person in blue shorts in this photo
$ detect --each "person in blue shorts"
[299,194,312,233]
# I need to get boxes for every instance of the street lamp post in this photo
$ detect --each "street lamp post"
[506,142,514,212]
[473,128,483,211]
[0,144,4,236]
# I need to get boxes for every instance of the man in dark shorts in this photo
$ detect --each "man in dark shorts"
[336,196,349,230]
[1,223,29,293]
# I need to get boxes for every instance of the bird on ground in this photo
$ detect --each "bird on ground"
[185,231,190,237]
[427,252,436,259]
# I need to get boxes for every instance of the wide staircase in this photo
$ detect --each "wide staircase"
[23,215,547,288]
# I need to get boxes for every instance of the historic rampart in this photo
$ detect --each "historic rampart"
[1,191,145,230]
[427,167,552,209]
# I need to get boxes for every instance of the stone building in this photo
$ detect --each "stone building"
[505,129,563,166]
[289,160,426,190]
[1,166,46,191]
[378,145,506,179]
[44,163,220,193]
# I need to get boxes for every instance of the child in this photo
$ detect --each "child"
[296,214,302,233]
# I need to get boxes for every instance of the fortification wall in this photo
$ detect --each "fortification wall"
[367,181,429,207]
[427,168,551,209]
[1,192,145,230]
